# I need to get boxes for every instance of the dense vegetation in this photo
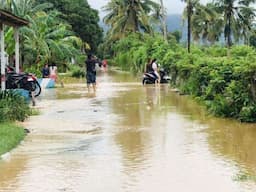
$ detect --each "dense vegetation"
[97,0,256,122]
[1,0,103,73]
[0,90,30,156]
[109,33,256,122]
[36,0,103,52]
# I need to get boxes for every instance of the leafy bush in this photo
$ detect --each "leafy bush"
[0,90,31,122]
[68,64,85,78]
[230,45,255,58]
[239,105,256,122]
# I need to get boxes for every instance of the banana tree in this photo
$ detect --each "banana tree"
[21,11,82,68]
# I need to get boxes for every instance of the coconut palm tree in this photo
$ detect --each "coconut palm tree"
[21,11,82,67]
[159,0,167,42]
[181,0,199,53]
[103,0,160,40]
[4,0,52,57]
[191,3,223,44]
[236,5,256,45]
[11,0,52,18]
[214,0,256,48]
[3,0,83,68]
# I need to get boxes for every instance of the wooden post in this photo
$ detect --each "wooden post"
[0,23,6,91]
[14,27,20,73]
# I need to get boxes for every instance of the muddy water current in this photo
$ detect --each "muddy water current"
[1,70,256,192]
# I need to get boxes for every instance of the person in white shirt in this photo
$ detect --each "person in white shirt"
[151,58,160,84]
[49,63,58,82]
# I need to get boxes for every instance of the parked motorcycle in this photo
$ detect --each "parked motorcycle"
[142,68,171,85]
[6,66,41,97]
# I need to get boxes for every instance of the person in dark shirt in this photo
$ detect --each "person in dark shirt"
[145,58,153,73]
[42,64,50,78]
[85,54,97,92]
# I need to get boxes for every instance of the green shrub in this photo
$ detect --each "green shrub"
[0,90,30,122]
[239,105,256,122]
[69,64,85,78]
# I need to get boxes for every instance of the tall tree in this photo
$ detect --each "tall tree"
[182,0,199,53]
[159,0,167,42]
[21,11,82,66]
[11,0,52,18]
[103,0,160,40]
[214,0,256,48]
[191,3,223,44]
[36,0,103,53]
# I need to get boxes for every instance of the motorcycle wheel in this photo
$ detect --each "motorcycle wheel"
[29,81,41,97]
[33,81,41,97]
[142,79,148,85]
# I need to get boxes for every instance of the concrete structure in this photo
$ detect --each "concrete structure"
[0,9,29,91]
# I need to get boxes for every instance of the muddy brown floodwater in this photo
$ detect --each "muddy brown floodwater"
[1,69,256,192]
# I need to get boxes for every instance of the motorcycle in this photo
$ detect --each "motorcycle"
[6,66,41,97]
[142,68,171,85]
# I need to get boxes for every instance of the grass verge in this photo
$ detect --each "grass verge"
[0,123,26,156]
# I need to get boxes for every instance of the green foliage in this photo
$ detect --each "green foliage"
[168,31,182,43]
[103,0,160,41]
[110,33,256,122]
[37,0,103,52]
[0,90,31,122]
[23,65,42,78]
[21,10,83,67]
[239,105,256,122]
[0,123,25,156]
[112,33,172,73]
[230,45,255,58]
[204,45,227,57]
[68,64,85,78]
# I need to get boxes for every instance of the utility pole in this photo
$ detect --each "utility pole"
[160,0,168,42]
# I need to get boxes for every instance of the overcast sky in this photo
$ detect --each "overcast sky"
[87,0,211,17]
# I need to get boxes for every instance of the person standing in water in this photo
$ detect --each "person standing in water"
[85,54,97,93]
[42,64,50,78]
[49,63,58,82]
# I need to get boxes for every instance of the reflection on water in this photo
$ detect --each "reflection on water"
[1,69,256,191]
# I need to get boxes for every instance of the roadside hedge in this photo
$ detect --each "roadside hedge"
[112,33,256,122]
[0,90,31,122]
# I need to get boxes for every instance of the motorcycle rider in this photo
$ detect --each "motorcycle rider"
[151,58,160,84]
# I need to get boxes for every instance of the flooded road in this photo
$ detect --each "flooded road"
[1,70,256,192]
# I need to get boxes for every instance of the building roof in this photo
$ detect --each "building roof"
[0,9,29,27]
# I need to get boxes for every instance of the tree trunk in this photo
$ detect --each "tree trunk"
[160,0,167,42]
[187,0,192,53]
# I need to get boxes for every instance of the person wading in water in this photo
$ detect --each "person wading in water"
[85,54,97,93]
